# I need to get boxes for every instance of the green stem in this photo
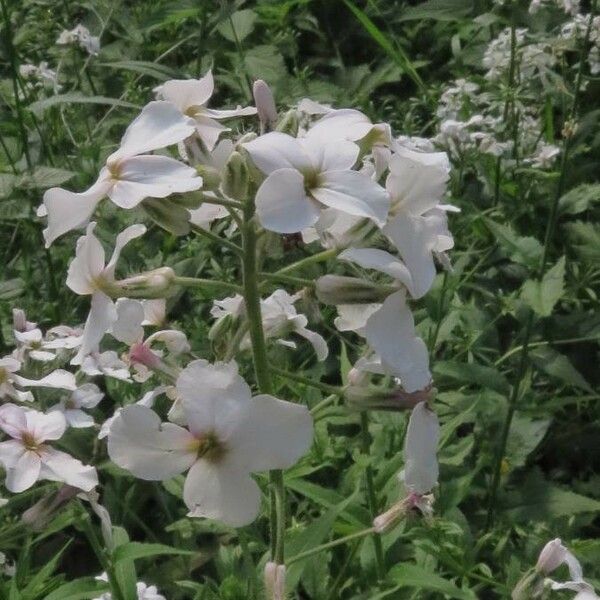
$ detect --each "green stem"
[191,223,242,255]
[286,527,375,566]
[276,248,339,275]
[360,412,385,580]
[173,276,242,295]
[260,272,315,289]
[485,2,596,529]
[271,366,345,397]
[240,199,285,565]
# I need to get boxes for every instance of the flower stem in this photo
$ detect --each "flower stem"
[276,248,339,275]
[190,223,243,255]
[173,276,242,295]
[271,366,345,397]
[360,412,386,580]
[240,197,285,564]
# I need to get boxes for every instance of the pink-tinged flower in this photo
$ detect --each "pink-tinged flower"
[108,360,313,526]
[66,222,146,364]
[49,383,104,428]
[0,356,76,402]
[243,132,389,233]
[155,70,257,151]
[42,101,202,246]
[0,404,98,493]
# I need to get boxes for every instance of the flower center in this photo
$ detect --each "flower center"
[107,161,122,180]
[189,431,226,463]
[303,170,321,191]
[21,432,40,452]
[64,398,76,410]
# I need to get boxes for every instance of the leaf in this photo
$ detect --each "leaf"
[520,256,566,317]
[484,218,542,268]
[388,563,476,599]
[28,93,139,114]
[433,361,510,394]
[343,1,425,92]
[566,222,600,262]
[398,0,473,21]
[113,542,195,563]
[0,278,24,300]
[217,9,257,43]
[20,166,75,189]
[112,527,137,600]
[559,183,600,215]
[506,415,551,470]
[243,45,287,83]
[531,347,593,392]
[44,579,110,600]
[0,173,17,197]
[502,470,600,521]
[99,61,181,81]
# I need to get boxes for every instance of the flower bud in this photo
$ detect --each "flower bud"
[196,164,222,191]
[142,198,192,236]
[511,569,542,600]
[12,308,36,332]
[536,539,567,574]
[115,267,176,299]
[373,501,406,534]
[276,109,299,136]
[208,312,233,341]
[264,561,286,600]
[316,275,396,305]
[253,79,278,133]
[221,151,249,201]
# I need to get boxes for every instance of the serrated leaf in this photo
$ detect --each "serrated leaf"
[531,347,593,392]
[28,93,139,114]
[387,563,476,599]
[217,9,257,43]
[485,218,542,268]
[433,361,510,394]
[521,256,566,317]
[113,541,195,563]
[559,183,600,215]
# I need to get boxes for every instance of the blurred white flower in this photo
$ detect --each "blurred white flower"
[243,131,389,233]
[0,404,97,493]
[19,61,60,91]
[42,101,201,245]
[155,70,257,151]
[108,360,313,526]
[49,383,104,428]
[56,24,100,55]
[93,575,166,600]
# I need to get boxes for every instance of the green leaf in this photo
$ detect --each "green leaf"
[0,278,24,300]
[44,578,110,600]
[398,0,473,21]
[566,222,600,262]
[0,173,17,197]
[112,527,137,600]
[559,183,600,215]
[502,470,600,521]
[28,93,139,114]
[19,166,75,189]
[433,361,510,394]
[484,218,542,268]
[113,542,195,563]
[217,9,257,43]
[506,415,551,470]
[520,256,566,317]
[387,563,476,599]
[531,347,593,392]
[99,61,181,81]
[243,45,287,83]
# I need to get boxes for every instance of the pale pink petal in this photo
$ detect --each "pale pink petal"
[255,168,320,234]
[40,447,98,491]
[0,439,25,469]
[183,459,261,526]
[0,404,27,438]
[5,451,41,492]
[25,410,66,441]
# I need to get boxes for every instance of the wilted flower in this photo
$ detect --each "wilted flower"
[108,360,313,526]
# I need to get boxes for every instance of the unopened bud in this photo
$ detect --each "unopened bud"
[142,198,192,236]
[196,164,221,191]
[511,569,542,600]
[222,151,249,201]
[253,80,278,133]
[264,562,286,600]
[316,275,396,305]
[276,109,299,136]
[208,313,233,341]
[12,308,36,333]
[373,501,407,534]
[116,267,176,299]
[535,539,567,574]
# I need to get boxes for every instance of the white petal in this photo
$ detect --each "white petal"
[142,299,166,326]
[155,73,214,112]
[243,132,312,175]
[28,350,56,362]
[305,108,376,143]
[183,459,261,526]
[295,327,328,361]
[334,303,381,335]
[66,222,106,295]
[339,247,413,290]
[109,101,196,162]
[107,405,197,480]
[42,173,111,247]
[256,168,319,234]
[0,404,27,438]
[301,138,358,172]
[13,369,77,392]
[177,360,251,438]
[105,224,147,275]
[188,203,229,229]
[396,337,431,393]
[203,106,257,120]
[108,155,202,209]
[40,447,98,491]
[71,292,117,365]
[193,116,229,152]
[0,439,25,469]
[312,170,389,226]
[64,409,95,428]
[25,410,66,441]
[6,451,41,492]
[112,298,145,345]
[229,394,313,472]
[403,402,439,494]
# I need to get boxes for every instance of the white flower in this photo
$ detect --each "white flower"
[93,577,166,600]
[529,143,560,169]
[66,222,146,364]
[56,24,100,55]
[0,404,97,493]
[0,356,76,402]
[42,101,201,245]
[13,328,56,362]
[81,351,132,382]
[243,131,389,233]
[49,383,104,428]
[108,360,313,526]
[155,70,257,151]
